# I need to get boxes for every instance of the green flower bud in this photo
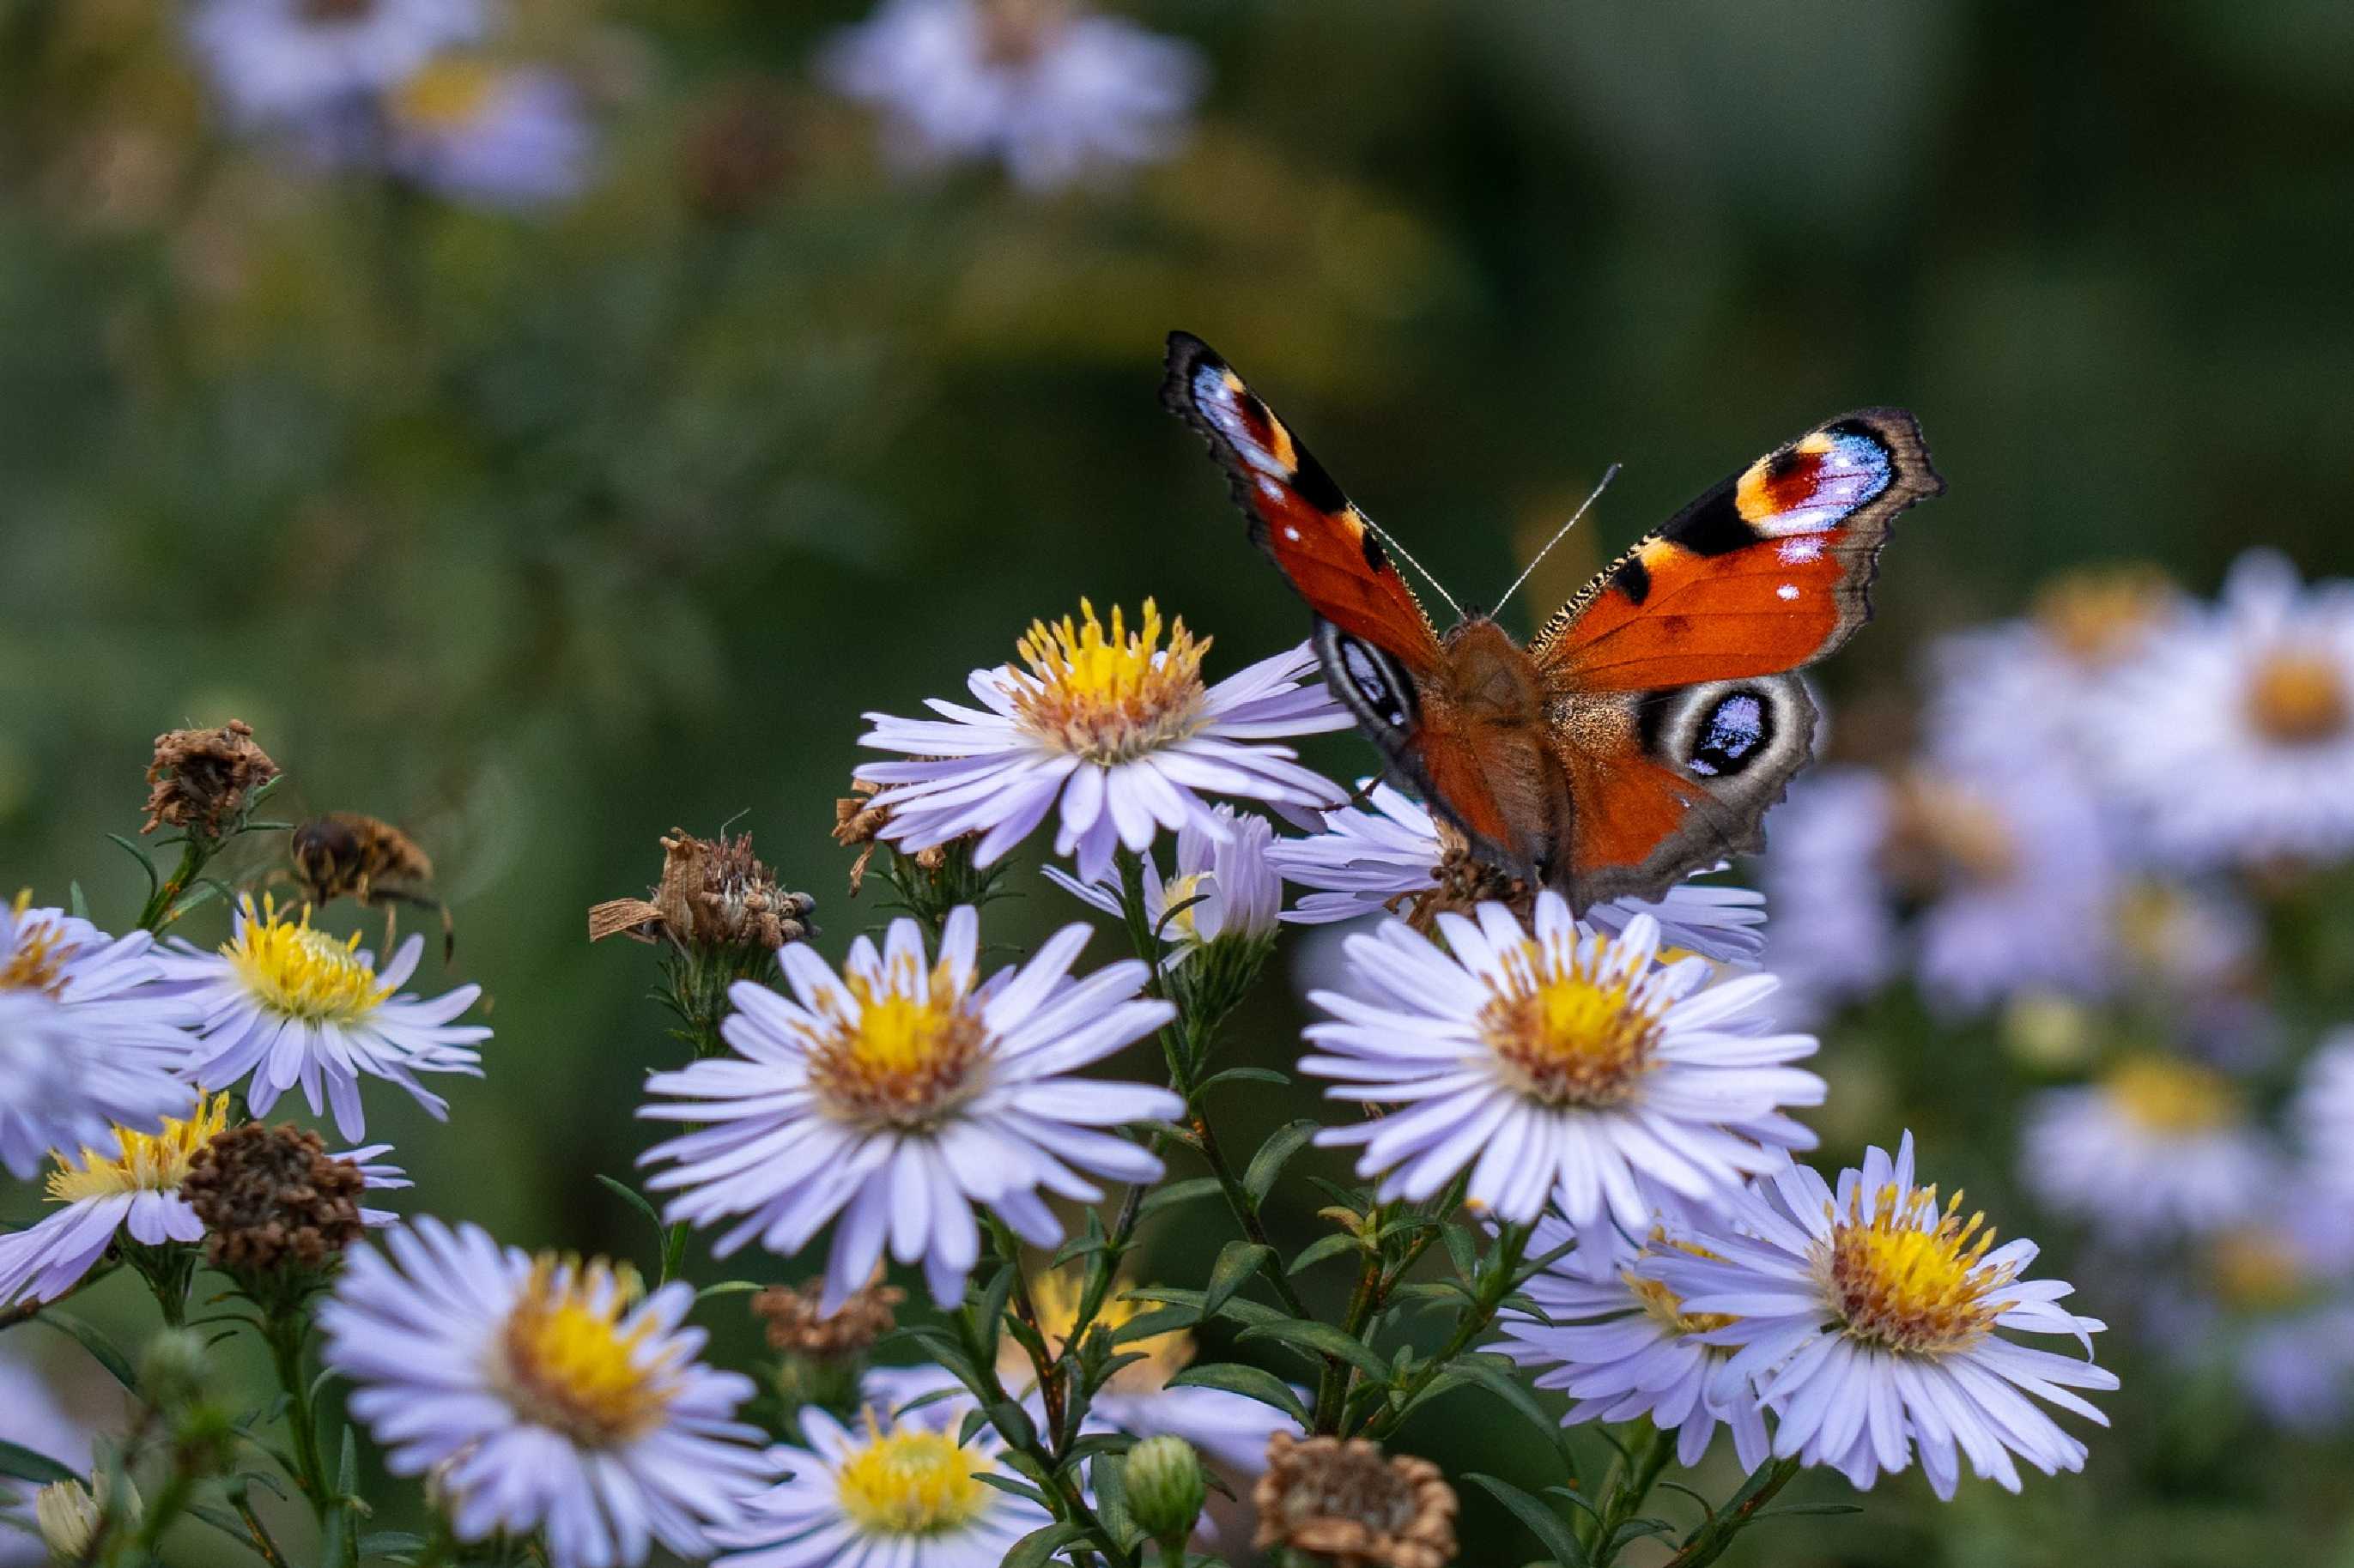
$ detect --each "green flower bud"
[34,1472,137,1564]
[139,1326,213,1410]
[1124,1434,1207,1545]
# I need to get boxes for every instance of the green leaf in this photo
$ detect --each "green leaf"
[1195,1065,1291,1093]
[593,1175,662,1233]
[1465,1473,1589,1568]
[1138,1177,1223,1215]
[1107,1305,1196,1344]
[358,1532,431,1559]
[1753,1503,1864,1519]
[68,882,89,923]
[34,1311,139,1395]
[1203,1241,1274,1322]
[1448,1354,1565,1447]
[1002,1521,1086,1568]
[1243,1120,1320,1208]
[974,1470,1053,1509]
[695,1280,767,1302]
[105,834,159,899]
[1286,1232,1363,1276]
[1441,1223,1478,1280]
[1122,1285,1287,1329]
[1166,1363,1310,1428]
[985,1400,1038,1451]
[0,1440,76,1485]
[1235,1317,1393,1380]
[1091,1450,1142,1550]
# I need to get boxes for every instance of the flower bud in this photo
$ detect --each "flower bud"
[34,1472,137,1563]
[139,1326,214,1410]
[1124,1433,1207,1546]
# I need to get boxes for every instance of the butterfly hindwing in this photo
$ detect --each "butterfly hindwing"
[1162,333,1442,674]
[1532,409,1941,691]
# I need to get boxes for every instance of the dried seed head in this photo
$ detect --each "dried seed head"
[833,780,949,897]
[141,719,280,838]
[590,828,815,951]
[182,1121,366,1274]
[1253,1432,1458,1568]
[750,1273,905,1359]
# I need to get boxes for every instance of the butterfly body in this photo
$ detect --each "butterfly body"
[1162,331,1942,911]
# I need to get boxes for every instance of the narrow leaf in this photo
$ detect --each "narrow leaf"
[1166,1363,1310,1428]
[1243,1120,1320,1207]
[1138,1177,1223,1215]
[1003,1522,1086,1568]
[1465,1473,1588,1568]
[1236,1317,1393,1380]
[34,1311,139,1395]
[0,1442,76,1485]
[1203,1241,1274,1322]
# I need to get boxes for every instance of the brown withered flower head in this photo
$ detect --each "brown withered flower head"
[141,719,280,838]
[182,1122,366,1274]
[833,779,952,897]
[1253,1432,1459,1568]
[750,1273,905,1359]
[590,828,815,952]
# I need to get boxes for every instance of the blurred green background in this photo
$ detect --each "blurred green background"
[6,1,2354,1563]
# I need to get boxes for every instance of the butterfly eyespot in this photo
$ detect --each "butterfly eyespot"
[1314,622,1418,741]
[1684,690,1771,778]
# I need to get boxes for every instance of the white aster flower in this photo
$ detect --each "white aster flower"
[2090,549,2354,869]
[2296,1032,2354,1197]
[385,58,594,209]
[1494,1215,1768,1470]
[714,1403,1047,1568]
[640,906,1181,1311]
[0,1093,405,1310]
[0,901,197,1178]
[1301,896,1823,1233]
[818,0,1204,191]
[322,1218,783,1568]
[2021,1055,2278,1243]
[1654,1134,2116,1498]
[158,898,488,1141]
[1045,803,1281,961]
[858,600,1349,887]
[1922,565,2186,777]
[186,0,484,126]
[1268,780,1769,965]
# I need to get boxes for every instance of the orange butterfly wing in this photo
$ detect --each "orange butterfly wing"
[1532,410,1942,691]
[1162,333,1441,674]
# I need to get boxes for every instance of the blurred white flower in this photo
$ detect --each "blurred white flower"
[1656,1134,2116,1499]
[385,58,594,209]
[160,897,488,1140]
[2021,1056,2278,1243]
[1301,897,1822,1232]
[1494,1214,1769,1470]
[819,0,1205,191]
[325,1220,783,1568]
[2090,550,2354,869]
[186,0,485,126]
[0,900,196,1179]
[858,602,1348,885]
[2295,1033,2354,1197]
[639,906,1180,1311]
[713,1404,1046,1568]
[1046,802,1281,960]
[0,1094,405,1311]
[1268,779,1769,964]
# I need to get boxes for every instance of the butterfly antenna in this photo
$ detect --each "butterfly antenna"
[1362,516,1466,621]
[1493,462,1623,620]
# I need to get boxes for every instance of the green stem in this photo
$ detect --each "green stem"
[1356,1222,1530,1443]
[1587,1420,1675,1565]
[264,1316,333,1516]
[954,1296,1137,1568]
[135,840,209,933]
[129,1462,197,1558]
[1661,1456,1803,1568]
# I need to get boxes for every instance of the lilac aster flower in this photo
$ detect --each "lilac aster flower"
[639,905,1181,1311]
[385,58,594,210]
[1301,894,1822,1232]
[185,0,483,126]
[1655,1134,2117,1498]
[858,601,1349,884]
[2021,1056,2278,1243]
[1045,802,1282,961]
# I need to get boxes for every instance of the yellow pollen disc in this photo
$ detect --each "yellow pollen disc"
[497,1258,675,1447]
[1623,1272,1737,1337]
[995,1271,1194,1395]
[835,1417,992,1536]
[807,957,987,1129]
[1817,1184,2012,1355]
[222,899,392,1023]
[1879,773,2017,890]
[2102,1055,2236,1136]
[2031,564,2173,667]
[1008,598,1209,766]
[47,1093,230,1204]
[2205,1227,2310,1312]
[2245,647,2350,746]
[0,893,77,997]
[1160,872,1209,946]
[1480,936,1663,1109]
[389,58,501,132]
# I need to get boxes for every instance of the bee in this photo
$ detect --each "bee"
[286,813,456,963]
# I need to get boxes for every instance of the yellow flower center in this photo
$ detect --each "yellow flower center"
[389,58,501,134]
[2245,647,2351,747]
[1817,1184,2013,1355]
[0,893,76,997]
[835,1418,993,1536]
[2205,1228,2311,1313]
[1623,1273,1738,1337]
[2031,565,2173,668]
[997,1270,1195,1396]
[222,900,391,1023]
[48,1094,230,1204]
[1879,773,2017,891]
[806,958,988,1129]
[2102,1055,2236,1136]
[1160,872,1209,946]
[1008,599,1209,766]
[1479,935,1662,1108]
[496,1259,676,1447]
